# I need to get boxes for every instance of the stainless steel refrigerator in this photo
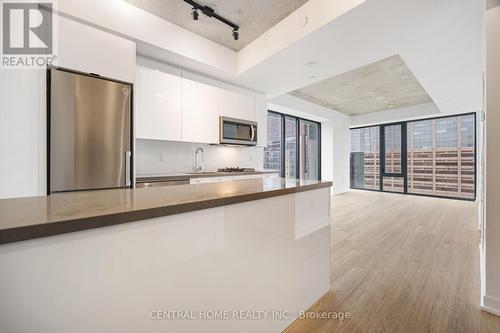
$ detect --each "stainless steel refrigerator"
[48,67,132,193]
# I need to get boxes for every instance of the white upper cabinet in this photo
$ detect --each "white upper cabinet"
[56,15,135,82]
[136,66,182,141]
[181,74,220,144]
[219,83,256,121]
[134,62,262,145]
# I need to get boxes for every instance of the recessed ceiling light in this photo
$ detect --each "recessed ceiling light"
[387,104,396,108]
[301,16,309,27]
[309,75,317,79]
[375,96,384,101]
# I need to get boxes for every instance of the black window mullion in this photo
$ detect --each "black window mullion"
[379,125,384,191]
[318,122,321,180]
[280,114,285,178]
[296,117,300,179]
[402,122,408,194]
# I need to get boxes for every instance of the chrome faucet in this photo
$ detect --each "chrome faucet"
[194,147,205,172]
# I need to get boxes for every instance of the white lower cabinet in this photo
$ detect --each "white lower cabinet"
[262,173,280,180]
[190,177,221,184]
[189,173,277,185]
[229,174,265,181]
[190,176,230,185]
[135,66,182,141]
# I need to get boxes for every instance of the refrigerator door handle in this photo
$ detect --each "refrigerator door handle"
[125,151,132,187]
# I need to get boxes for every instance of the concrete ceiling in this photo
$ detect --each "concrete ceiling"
[289,55,432,116]
[124,0,309,51]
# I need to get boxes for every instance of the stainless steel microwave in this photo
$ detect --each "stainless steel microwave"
[219,116,258,146]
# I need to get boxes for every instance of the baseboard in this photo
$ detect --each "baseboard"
[481,295,500,317]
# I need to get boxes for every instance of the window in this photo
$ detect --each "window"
[264,111,321,180]
[349,126,380,190]
[383,124,404,193]
[407,114,475,199]
[284,116,297,178]
[264,112,282,171]
[409,120,432,149]
[299,120,320,180]
[384,124,402,174]
[349,113,476,200]
[435,117,457,149]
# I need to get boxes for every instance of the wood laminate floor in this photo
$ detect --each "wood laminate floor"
[285,190,500,333]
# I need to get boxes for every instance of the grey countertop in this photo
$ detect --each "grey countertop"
[0,177,331,245]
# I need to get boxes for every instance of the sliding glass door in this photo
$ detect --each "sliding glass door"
[349,113,476,200]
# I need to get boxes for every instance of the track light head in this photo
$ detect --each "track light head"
[191,7,199,20]
[184,0,240,42]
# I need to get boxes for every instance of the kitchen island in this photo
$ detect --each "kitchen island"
[0,178,332,333]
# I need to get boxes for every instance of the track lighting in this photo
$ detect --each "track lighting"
[184,0,240,43]
[191,7,199,20]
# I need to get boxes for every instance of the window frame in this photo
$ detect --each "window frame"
[266,110,322,180]
[349,112,477,201]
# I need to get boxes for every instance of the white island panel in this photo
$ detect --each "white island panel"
[0,188,330,333]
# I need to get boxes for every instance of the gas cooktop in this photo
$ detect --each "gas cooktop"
[217,167,256,173]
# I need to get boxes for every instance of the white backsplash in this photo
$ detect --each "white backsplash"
[136,139,264,176]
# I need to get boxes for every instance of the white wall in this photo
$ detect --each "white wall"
[269,94,350,194]
[0,70,43,199]
[483,1,500,317]
[320,122,334,183]
[330,116,350,194]
[136,140,264,176]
